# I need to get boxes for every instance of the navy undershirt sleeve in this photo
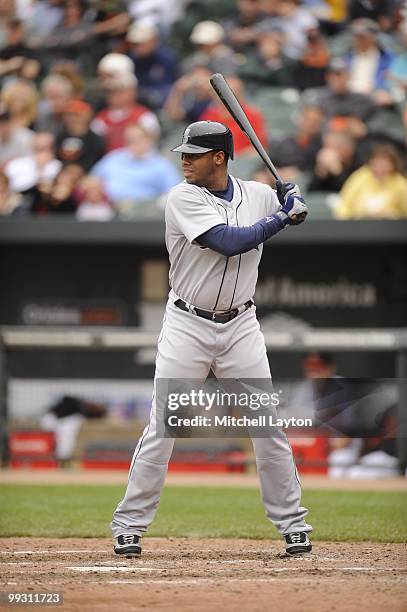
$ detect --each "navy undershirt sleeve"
[196,214,289,257]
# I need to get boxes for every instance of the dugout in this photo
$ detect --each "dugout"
[0,217,406,471]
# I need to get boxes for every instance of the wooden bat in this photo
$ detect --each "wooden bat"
[209,73,282,182]
[209,73,307,222]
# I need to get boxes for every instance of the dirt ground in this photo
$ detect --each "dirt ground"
[1,537,406,612]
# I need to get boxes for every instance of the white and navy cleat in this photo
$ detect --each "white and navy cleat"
[284,532,312,555]
[114,534,142,558]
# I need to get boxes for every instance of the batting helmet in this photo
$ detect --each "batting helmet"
[171,121,234,159]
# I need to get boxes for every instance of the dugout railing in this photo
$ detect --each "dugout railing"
[1,326,407,470]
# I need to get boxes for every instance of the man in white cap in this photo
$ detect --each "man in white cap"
[97,53,135,87]
[91,71,160,152]
[182,20,239,76]
[85,53,136,112]
[126,21,178,109]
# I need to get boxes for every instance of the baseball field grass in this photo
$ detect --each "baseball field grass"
[1,484,406,542]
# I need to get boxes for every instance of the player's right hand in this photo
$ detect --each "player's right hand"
[276,180,308,225]
[276,180,301,205]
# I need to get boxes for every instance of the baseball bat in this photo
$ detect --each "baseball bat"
[209,73,307,222]
[209,73,282,183]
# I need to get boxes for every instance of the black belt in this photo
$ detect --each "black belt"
[174,298,253,324]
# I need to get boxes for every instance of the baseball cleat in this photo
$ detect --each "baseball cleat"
[114,534,142,558]
[284,532,312,555]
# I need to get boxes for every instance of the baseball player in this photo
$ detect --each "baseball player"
[112,121,312,557]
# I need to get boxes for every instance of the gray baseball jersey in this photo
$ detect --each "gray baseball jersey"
[112,173,312,544]
[165,176,280,310]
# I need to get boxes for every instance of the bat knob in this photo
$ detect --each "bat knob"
[292,211,308,225]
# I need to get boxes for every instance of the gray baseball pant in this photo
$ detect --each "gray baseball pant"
[111,299,312,537]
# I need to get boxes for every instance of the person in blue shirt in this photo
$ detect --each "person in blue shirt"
[388,21,407,103]
[126,22,178,110]
[91,123,181,203]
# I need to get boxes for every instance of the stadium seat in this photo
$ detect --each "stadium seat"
[305,191,335,219]
[249,87,300,140]
[228,155,261,180]
[366,108,405,142]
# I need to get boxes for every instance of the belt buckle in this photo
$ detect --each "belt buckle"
[212,312,217,321]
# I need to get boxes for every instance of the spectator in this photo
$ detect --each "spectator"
[88,52,136,112]
[182,21,239,76]
[344,406,400,479]
[199,76,268,155]
[272,0,318,59]
[349,0,396,32]
[91,2,130,40]
[31,0,96,64]
[308,130,358,192]
[299,351,400,479]
[301,352,359,435]
[91,72,160,152]
[24,0,64,40]
[125,21,178,110]
[0,17,41,84]
[30,163,84,215]
[237,29,298,89]
[0,104,33,169]
[316,0,347,35]
[297,351,364,478]
[222,0,264,54]
[347,18,394,105]
[50,60,86,99]
[91,123,180,203]
[335,144,407,218]
[4,131,61,193]
[163,65,214,123]
[35,74,74,137]
[128,0,186,37]
[388,21,407,104]
[41,395,107,467]
[1,79,38,129]
[294,26,330,90]
[97,52,135,90]
[304,58,375,122]
[56,99,105,171]
[75,175,114,221]
[0,170,24,216]
[269,105,324,178]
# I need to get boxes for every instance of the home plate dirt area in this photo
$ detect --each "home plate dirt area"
[1,538,406,612]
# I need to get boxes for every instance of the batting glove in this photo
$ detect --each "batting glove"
[275,180,308,225]
[276,180,301,205]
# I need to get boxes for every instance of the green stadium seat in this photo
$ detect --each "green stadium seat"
[228,155,261,180]
[366,108,405,142]
[248,87,300,140]
[305,191,335,219]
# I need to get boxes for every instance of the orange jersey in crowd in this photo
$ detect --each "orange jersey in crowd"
[199,103,268,155]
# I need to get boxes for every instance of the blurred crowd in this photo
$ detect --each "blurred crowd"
[0,0,406,220]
